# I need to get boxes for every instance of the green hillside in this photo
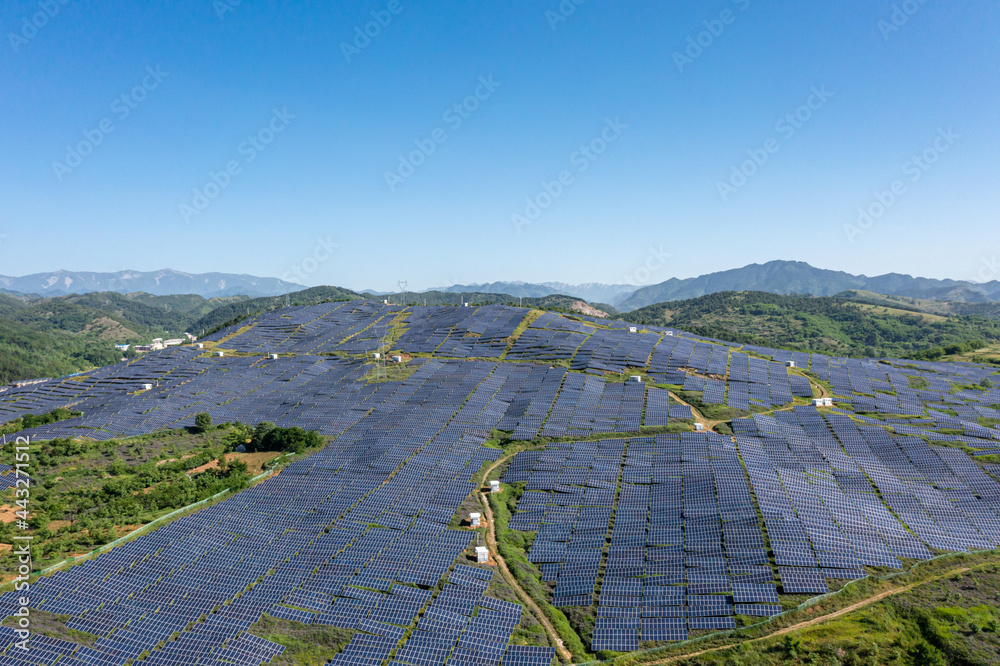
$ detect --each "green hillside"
[618,291,1000,360]
[0,291,212,385]
[840,290,1000,320]
[122,292,251,316]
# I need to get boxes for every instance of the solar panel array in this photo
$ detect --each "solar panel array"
[2,303,1000,658]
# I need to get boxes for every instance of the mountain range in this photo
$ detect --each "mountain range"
[4,262,1000,310]
[0,269,305,298]
[428,262,1000,311]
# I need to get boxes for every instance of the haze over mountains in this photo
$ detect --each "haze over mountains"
[4,262,1000,310]
[0,269,306,298]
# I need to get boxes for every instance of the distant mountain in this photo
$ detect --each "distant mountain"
[616,261,1000,311]
[432,281,637,305]
[0,269,306,298]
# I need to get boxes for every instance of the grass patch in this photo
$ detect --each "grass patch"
[247,615,355,666]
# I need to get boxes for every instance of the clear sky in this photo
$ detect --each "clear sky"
[2,1,997,292]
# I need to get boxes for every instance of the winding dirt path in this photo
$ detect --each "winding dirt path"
[478,454,573,663]
[667,391,724,433]
[646,566,972,665]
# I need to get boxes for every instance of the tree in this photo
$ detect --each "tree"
[250,421,276,450]
[908,641,946,666]
[242,422,322,454]
[782,635,802,659]
[222,421,253,451]
[261,426,321,454]
[194,412,213,433]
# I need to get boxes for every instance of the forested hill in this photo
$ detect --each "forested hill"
[0,290,264,384]
[0,292,189,385]
[617,291,1000,360]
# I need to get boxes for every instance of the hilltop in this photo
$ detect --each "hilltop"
[617,291,1000,360]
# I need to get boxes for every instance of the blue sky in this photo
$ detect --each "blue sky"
[1,1,997,292]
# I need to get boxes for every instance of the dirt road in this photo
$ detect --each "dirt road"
[478,454,573,663]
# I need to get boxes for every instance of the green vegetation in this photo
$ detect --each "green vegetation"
[0,424,324,568]
[221,422,324,454]
[0,291,188,384]
[248,615,355,666]
[675,390,749,422]
[193,412,213,433]
[840,290,1000,321]
[0,407,82,435]
[1,609,99,646]
[618,291,1000,360]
